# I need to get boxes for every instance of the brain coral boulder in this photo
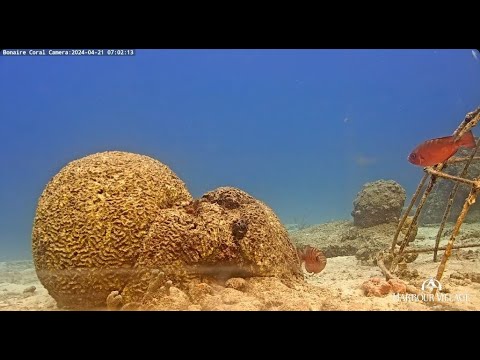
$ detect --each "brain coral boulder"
[351,180,406,228]
[120,187,303,305]
[32,151,192,309]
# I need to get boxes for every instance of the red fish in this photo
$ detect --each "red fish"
[297,245,327,274]
[408,130,476,166]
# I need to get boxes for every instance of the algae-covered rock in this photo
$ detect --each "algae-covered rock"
[352,180,406,228]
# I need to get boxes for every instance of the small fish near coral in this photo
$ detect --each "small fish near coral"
[296,245,327,274]
[408,130,476,167]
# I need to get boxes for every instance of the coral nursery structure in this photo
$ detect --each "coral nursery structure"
[388,106,480,291]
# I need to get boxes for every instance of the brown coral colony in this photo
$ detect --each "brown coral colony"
[32,152,307,309]
[31,151,192,309]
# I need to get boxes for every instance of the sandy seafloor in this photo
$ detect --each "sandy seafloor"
[1,224,480,311]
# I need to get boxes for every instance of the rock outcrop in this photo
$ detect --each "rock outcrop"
[352,180,406,228]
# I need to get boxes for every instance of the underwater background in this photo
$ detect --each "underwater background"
[1,49,479,260]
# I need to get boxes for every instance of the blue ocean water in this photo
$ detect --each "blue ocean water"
[0,49,479,260]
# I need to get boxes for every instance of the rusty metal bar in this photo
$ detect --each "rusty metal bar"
[424,168,478,186]
[447,156,480,164]
[453,106,480,141]
[390,173,428,253]
[433,139,480,261]
[390,174,438,272]
[433,186,479,296]
[403,242,480,254]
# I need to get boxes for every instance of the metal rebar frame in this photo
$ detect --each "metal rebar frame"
[387,106,480,285]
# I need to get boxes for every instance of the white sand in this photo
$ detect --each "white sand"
[1,224,479,310]
[304,223,480,310]
[304,253,480,310]
[0,261,56,310]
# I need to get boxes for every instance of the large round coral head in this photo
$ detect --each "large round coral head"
[31,151,192,309]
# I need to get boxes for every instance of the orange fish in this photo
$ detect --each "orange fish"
[408,130,476,166]
[297,245,327,274]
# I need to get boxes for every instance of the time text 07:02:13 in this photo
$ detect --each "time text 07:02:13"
[1,49,136,56]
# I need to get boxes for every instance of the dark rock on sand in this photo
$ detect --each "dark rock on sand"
[23,286,36,294]
[351,180,406,228]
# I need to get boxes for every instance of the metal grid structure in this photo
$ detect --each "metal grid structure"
[386,106,480,294]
